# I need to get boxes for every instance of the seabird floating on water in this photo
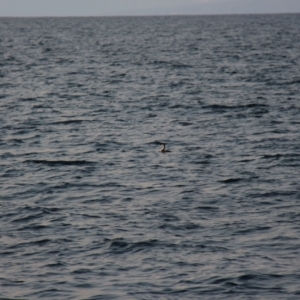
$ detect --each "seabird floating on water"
[160,143,171,153]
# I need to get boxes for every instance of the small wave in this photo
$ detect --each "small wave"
[20,97,36,102]
[8,238,52,249]
[42,47,52,52]
[278,78,300,85]
[196,206,219,211]
[159,222,202,231]
[261,154,282,159]
[171,63,193,69]
[106,238,167,254]
[11,212,44,223]
[238,273,285,282]
[248,190,296,199]
[0,93,8,99]
[202,103,269,112]
[220,178,243,184]
[151,60,169,65]
[151,60,192,69]
[178,121,193,126]
[169,104,193,109]
[51,119,90,125]
[234,226,271,235]
[25,160,95,166]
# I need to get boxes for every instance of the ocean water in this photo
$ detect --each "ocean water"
[1,14,300,299]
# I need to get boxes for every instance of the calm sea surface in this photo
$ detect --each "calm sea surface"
[1,14,300,299]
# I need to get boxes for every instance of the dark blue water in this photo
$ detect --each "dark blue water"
[1,14,300,299]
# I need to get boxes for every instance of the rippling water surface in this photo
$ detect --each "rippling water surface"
[1,14,300,299]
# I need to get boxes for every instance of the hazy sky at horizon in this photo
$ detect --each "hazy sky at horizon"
[1,0,300,17]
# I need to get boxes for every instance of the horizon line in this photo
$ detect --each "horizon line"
[0,12,299,18]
